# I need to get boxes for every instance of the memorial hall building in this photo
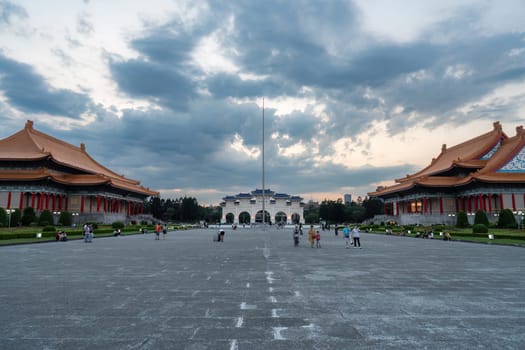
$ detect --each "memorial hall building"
[368,121,525,225]
[0,120,158,224]
[221,189,304,225]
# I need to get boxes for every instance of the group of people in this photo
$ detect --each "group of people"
[55,230,67,241]
[308,225,321,248]
[293,225,321,248]
[342,224,362,248]
[154,223,168,240]
[293,224,363,249]
[83,223,94,243]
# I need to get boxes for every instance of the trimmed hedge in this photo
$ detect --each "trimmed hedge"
[472,224,488,233]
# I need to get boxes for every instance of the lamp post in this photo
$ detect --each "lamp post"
[53,211,61,226]
[517,210,524,230]
[6,209,15,229]
[72,212,79,227]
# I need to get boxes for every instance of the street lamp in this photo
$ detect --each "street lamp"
[6,209,15,229]
[72,212,79,227]
[53,211,61,225]
[516,210,523,230]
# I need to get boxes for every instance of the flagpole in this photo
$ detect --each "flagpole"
[262,98,265,226]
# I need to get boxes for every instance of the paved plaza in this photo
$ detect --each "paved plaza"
[0,227,524,349]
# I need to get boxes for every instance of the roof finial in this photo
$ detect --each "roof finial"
[80,143,85,152]
[441,144,447,153]
[25,120,34,130]
[517,125,524,137]
[493,121,502,131]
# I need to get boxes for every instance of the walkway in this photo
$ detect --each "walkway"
[0,228,523,349]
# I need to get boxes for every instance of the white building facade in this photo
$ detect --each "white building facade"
[220,189,304,224]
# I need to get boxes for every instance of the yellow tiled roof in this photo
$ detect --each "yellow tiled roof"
[0,121,159,196]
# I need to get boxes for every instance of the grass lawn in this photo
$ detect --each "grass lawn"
[369,227,525,247]
[0,226,142,246]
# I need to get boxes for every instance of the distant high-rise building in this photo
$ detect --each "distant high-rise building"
[344,194,352,205]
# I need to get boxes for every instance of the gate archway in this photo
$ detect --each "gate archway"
[255,210,271,224]
[275,211,287,224]
[239,211,251,224]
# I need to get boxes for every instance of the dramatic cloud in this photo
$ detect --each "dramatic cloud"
[0,0,524,204]
[0,54,92,119]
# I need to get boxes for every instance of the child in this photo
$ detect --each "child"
[315,230,321,248]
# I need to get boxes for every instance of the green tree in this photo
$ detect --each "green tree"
[21,207,36,226]
[362,197,384,220]
[181,197,199,222]
[204,205,222,224]
[303,204,319,224]
[456,211,469,228]
[319,199,345,224]
[350,205,366,223]
[0,208,6,227]
[147,197,163,219]
[39,209,54,226]
[497,209,517,228]
[474,209,489,226]
[58,211,72,226]
[9,209,20,227]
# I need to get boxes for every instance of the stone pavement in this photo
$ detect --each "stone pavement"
[0,227,524,349]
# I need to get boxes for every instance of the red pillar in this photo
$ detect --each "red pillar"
[45,193,50,210]
[396,200,399,216]
[80,195,85,213]
[479,194,484,211]
[439,197,443,214]
[7,191,11,209]
[97,195,101,212]
[58,195,63,210]
[499,193,504,211]
[512,193,516,211]
[455,198,459,213]
[31,192,36,208]
[19,192,24,210]
[488,194,492,212]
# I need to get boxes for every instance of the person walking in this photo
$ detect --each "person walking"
[293,225,300,247]
[343,224,351,248]
[352,226,361,248]
[155,223,161,240]
[315,230,321,248]
[162,226,167,240]
[308,225,315,248]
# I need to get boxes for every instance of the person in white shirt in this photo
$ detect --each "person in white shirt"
[352,226,361,248]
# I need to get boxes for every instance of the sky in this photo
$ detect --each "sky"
[0,0,524,205]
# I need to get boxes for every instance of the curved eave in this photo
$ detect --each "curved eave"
[0,172,49,181]
[473,173,525,183]
[368,182,416,197]
[395,125,504,183]
[51,175,110,186]
[49,157,140,186]
[0,154,50,162]
[452,159,487,169]
[108,181,159,196]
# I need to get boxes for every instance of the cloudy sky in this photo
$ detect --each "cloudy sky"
[0,0,524,205]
